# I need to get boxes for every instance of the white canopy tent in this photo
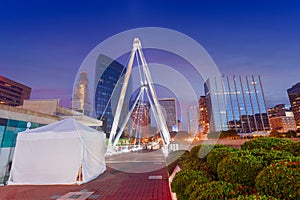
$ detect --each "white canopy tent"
[8,118,106,185]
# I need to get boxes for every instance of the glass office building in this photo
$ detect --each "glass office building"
[205,75,270,133]
[94,54,127,133]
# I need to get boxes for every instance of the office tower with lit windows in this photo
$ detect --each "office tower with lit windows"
[199,96,209,133]
[94,54,127,132]
[205,75,270,133]
[159,98,177,132]
[0,75,31,106]
[287,82,300,130]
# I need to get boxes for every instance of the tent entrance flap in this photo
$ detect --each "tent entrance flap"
[76,164,83,182]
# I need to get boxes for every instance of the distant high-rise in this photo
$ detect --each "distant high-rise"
[159,98,177,132]
[287,82,300,130]
[205,75,270,133]
[198,96,209,133]
[187,106,199,136]
[0,75,31,106]
[72,71,90,115]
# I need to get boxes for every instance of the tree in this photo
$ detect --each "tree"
[269,130,280,138]
[285,130,297,138]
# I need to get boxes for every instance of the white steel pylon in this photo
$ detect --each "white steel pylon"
[107,38,171,154]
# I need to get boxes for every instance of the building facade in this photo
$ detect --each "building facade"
[269,116,296,132]
[159,98,177,132]
[267,104,287,118]
[287,82,300,130]
[0,75,31,106]
[198,96,209,133]
[205,75,270,133]
[267,104,296,132]
[94,55,127,132]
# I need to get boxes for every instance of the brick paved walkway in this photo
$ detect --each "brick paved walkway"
[0,166,171,200]
[0,149,172,200]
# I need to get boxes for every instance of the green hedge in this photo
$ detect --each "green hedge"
[218,150,265,187]
[255,158,300,200]
[207,146,238,175]
[241,137,294,150]
[171,169,211,200]
[235,194,279,200]
[187,181,246,200]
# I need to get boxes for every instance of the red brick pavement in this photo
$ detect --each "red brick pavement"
[0,167,172,200]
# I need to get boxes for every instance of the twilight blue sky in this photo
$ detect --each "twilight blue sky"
[0,0,300,108]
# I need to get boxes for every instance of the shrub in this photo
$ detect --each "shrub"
[177,151,211,173]
[255,158,300,200]
[241,137,294,150]
[189,145,202,157]
[171,169,211,200]
[197,144,226,159]
[207,146,238,175]
[218,150,265,187]
[177,145,223,176]
[235,194,279,200]
[278,142,300,156]
[166,150,186,174]
[187,181,246,200]
[249,148,294,165]
[188,144,225,160]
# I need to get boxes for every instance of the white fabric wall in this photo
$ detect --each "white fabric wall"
[9,138,82,185]
[81,133,106,183]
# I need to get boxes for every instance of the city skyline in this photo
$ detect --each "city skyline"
[1,0,300,108]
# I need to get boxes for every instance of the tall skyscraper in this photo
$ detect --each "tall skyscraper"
[94,54,127,132]
[198,96,209,133]
[287,82,300,130]
[159,98,177,132]
[205,75,270,133]
[0,75,31,106]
